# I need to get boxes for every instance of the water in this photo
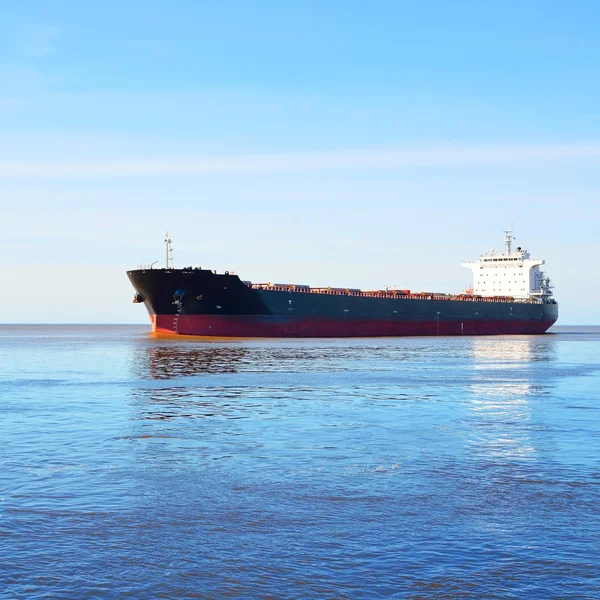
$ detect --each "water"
[1,325,599,598]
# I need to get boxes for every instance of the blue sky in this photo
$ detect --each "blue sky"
[1,1,599,323]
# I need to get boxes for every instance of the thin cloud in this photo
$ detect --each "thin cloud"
[1,143,600,178]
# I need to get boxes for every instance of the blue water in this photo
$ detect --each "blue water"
[1,325,599,598]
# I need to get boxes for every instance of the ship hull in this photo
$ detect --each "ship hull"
[151,314,556,337]
[128,268,558,337]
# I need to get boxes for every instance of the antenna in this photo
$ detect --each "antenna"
[503,227,514,255]
[164,232,173,269]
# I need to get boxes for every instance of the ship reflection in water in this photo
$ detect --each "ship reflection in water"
[128,342,247,421]
[134,343,248,379]
[130,337,403,380]
[466,336,556,463]
[128,335,557,430]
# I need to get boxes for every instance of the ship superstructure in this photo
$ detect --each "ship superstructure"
[462,230,553,300]
[127,232,558,337]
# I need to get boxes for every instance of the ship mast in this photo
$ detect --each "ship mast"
[503,228,514,255]
[164,232,173,269]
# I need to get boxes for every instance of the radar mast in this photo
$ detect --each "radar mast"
[503,228,514,255]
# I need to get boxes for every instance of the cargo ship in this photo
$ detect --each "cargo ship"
[127,231,558,337]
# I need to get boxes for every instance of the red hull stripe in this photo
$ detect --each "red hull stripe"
[152,315,556,337]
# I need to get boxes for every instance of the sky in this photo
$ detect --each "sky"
[1,1,599,324]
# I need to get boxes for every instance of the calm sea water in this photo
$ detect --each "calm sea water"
[1,325,599,599]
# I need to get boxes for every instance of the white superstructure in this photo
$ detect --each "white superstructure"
[462,231,553,301]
